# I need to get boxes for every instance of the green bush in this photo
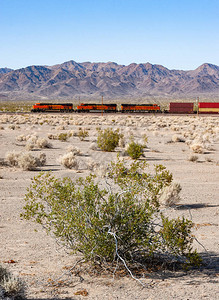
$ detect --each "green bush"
[21,158,201,271]
[58,132,69,142]
[97,128,123,152]
[126,141,144,159]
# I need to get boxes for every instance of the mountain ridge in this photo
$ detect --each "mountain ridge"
[0,61,218,101]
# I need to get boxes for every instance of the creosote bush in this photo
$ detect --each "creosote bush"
[21,158,201,272]
[126,141,144,159]
[97,128,123,152]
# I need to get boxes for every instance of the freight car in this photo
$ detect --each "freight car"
[169,102,194,114]
[76,103,117,113]
[120,104,161,113]
[31,103,73,112]
[198,102,219,114]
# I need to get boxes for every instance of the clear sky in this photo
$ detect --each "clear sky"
[0,0,218,70]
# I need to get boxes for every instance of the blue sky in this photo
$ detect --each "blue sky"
[0,0,218,70]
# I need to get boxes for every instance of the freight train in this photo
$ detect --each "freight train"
[31,102,219,114]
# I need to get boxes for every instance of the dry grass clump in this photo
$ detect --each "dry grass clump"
[25,136,52,150]
[171,134,185,143]
[159,183,181,207]
[190,143,204,154]
[66,145,81,156]
[85,158,99,171]
[76,128,89,141]
[188,155,198,162]
[59,152,79,169]
[0,264,26,299]
[55,125,66,130]
[48,132,71,142]
[5,151,46,170]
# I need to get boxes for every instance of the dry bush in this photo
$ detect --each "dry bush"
[59,152,79,169]
[16,134,27,142]
[0,264,26,299]
[188,155,198,162]
[86,158,99,171]
[5,152,20,166]
[66,145,81,156]
[190,143,204,154]
[172,135,185,143]
[5,151,46,170]
[159,183,181,207]
[25,136,52,150]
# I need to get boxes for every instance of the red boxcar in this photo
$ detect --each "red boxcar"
[121,104,161,113]
[169,103,194,114]
[31,103,74,112]
[198,102,219,114]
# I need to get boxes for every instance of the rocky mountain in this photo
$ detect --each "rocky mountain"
[0,61,218,101]
[0,68,13,74]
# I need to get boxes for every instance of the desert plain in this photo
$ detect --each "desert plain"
[0,112,218,299]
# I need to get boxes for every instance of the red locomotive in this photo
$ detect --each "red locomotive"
[120,103,161,113]
[31,103,73,112]
[76,103,117,113]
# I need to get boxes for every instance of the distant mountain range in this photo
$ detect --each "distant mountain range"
[0,61,219,101]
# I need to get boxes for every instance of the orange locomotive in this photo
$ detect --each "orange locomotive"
[120,103,161,113]
[31,103,74,112]
[76,103,117,113]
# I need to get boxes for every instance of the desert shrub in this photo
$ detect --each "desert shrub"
[5,151,46,170]
[172,135,185,143]
[36,138,52,149]
[77,128,89,141]
[5,152,20,167]
[0,264,26,299]
[126,141,144,159]
[66,145,81,156]
[58,133,69,142]
[24,135,52,150]
[97,128,123,152]
[188,155,198,162]
[22,158,201,271]
[190,143,204,154]
[59,152,79,169]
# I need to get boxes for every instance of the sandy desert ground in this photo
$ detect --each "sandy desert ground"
[0,112,219,299]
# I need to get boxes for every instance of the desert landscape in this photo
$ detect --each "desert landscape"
[0,112,218,299]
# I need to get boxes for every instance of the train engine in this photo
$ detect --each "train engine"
[31,103,74,112]
[120,103,161,113]
[76,103,117,113]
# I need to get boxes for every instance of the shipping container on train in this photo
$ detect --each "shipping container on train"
[76,103,117,112]
[120,104,161,113]
[31,103,74,112]
[169,102,194,114]
[198,102,219,114]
